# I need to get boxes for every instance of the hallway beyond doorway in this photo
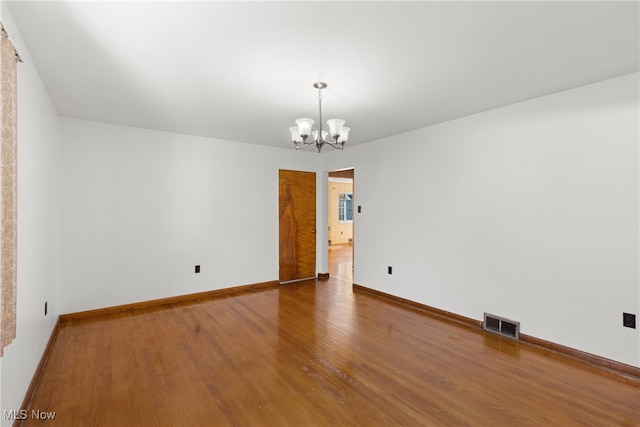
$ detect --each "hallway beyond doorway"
[328,243,352,284]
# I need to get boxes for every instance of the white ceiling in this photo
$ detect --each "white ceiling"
[7,1,640,150]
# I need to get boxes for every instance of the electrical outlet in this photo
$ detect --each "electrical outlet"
[623,312,636,329]
[195,265,201,273]
[44,301,48,316]
[388,266,392,275]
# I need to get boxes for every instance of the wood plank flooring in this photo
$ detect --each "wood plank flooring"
[328,243,352,284]
[20,246,640,426]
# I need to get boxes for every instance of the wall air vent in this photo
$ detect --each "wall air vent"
[484,313,520,340]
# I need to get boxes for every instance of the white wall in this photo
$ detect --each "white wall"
[0,4,61,423]
[323,73,640,367]
[59,119,318,314]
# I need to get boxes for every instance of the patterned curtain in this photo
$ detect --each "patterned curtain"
[0,23,20,357]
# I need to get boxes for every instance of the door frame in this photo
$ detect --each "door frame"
[327,168,354,282]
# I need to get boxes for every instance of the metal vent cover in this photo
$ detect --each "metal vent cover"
[484,313,520,340]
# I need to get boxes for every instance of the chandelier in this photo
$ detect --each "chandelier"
[289,82,350,152]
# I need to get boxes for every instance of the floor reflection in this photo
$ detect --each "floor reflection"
[274,244,356,398]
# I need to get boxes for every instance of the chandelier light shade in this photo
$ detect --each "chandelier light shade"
[289,82,350,152]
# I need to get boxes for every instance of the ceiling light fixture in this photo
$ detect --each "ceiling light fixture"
[289,82,350,152]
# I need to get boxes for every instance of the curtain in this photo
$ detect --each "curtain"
[0,23,19,357]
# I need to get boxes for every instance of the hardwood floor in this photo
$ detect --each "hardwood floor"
[328,243,353,284]
[21,256,639,426]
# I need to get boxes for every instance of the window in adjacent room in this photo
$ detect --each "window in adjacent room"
[338,193,353,222]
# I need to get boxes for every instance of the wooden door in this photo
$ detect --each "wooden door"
[279,170,316,282]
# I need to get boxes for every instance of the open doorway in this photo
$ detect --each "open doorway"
[328,168,354,284]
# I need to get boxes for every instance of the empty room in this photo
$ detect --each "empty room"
[0,1,639,426]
